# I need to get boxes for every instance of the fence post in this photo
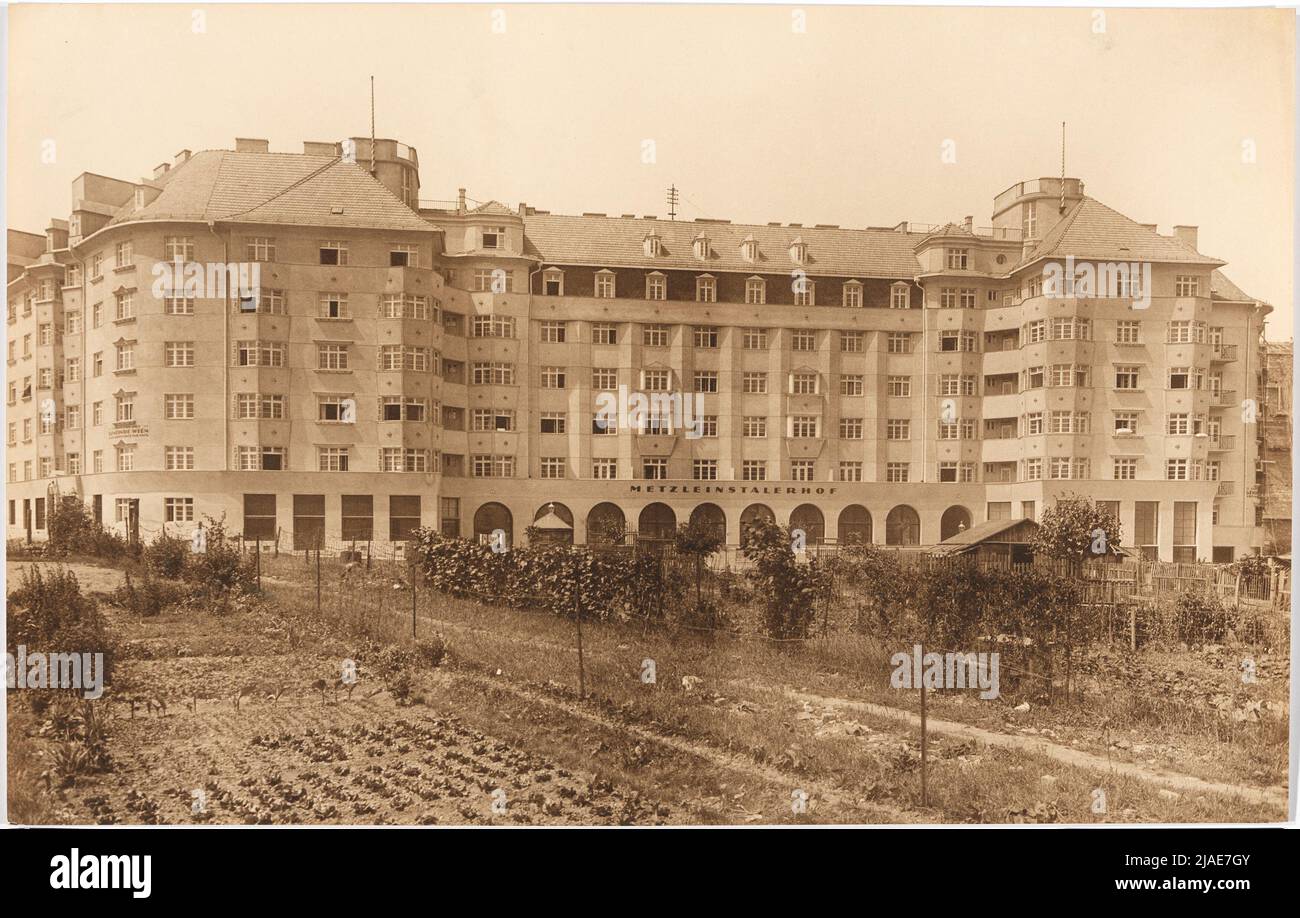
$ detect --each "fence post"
[255,539,261,591]
[919,638,928,808]
[316,547,321,616]
[574,581,586,700]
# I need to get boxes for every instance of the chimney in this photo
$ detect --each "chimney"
[1138,223,1158,233]
[962,215,973,232]
[1173,225,1199,250]
[174,149,191,166]
[235,137,270,154]
[304,141,339,156]
[153,162,170,180]
[457,188,466,215]
[518,202,528,216]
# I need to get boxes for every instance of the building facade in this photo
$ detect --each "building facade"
[5,136,1276,561]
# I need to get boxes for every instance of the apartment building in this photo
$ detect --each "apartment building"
[5,136,1275,561]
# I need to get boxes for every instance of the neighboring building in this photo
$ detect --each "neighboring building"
[4,138,1277,561]
[1261,340,1292,553]
[929,517,1040,564]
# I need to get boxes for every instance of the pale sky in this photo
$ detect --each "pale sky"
[6,3,1295,338]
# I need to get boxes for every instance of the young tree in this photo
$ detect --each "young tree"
[674,519,724,616]
[1034,493,1123,562]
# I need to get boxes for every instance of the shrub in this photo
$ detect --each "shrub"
[143,532,189,579]
[185,516,258,605]
[45,497,136,561]
[1034,493,1123,562]
[1173,589,1227,644]
[110,571,188,618]
[414,636,448,669]
[739,518,822,641]
[7,566,115,688]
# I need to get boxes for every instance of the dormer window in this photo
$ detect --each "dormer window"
[741,236,759,262]
[543,268,564,296]
[789,237,807,264]
[644,233,662,257]
[842,280,863,309]
[482,226,505,250]
[693,234,710,260]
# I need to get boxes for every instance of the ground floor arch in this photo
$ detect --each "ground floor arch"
[638,502,677,540]
[473,501,513,548]
[886,504,921,546]
[789,503,826,544]
[688,502,727,544]
[586,502,627,544]
[940,505,973,542]
[838,504,872,545]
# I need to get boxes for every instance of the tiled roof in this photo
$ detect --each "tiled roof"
[105,151,431,233]
[1018,197,1223,268]
[1209,269,1258,303]
[521,213,928,279]
[934,517,1038,549]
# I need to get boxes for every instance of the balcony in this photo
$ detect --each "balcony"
[1211,344,1238,362]
[1217,481,1235,497]
[1208,435,1236,451]
[1211,389,1237,409]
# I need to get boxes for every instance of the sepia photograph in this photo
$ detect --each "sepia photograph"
[1,0,1294,874]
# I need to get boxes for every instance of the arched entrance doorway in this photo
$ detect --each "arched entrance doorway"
[688,503,727,545]
[473,502,513,549]
[885,505,921,546]
[837,505,872,546]
[789,503,826,545]
[740,503,775,546]
[940,505,973,542]
[586,502,627,545]
[531,502,574,546]
[637,502,677,541]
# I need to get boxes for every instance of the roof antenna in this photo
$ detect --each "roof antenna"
[666,184,679,221]
[1059,121,1066,213]
[369,75,377,175]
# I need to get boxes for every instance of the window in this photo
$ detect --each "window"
[791,372,818,395]
[237,341,285,367]
[471,409,515,432]
[66,357,81,382]
[741,460,767,481]
[742,372,767,394]
[1167,413,1190,435]
[743,417,767,437]
[380,396,426,422]
[165,294,196,315]
[164,446,194,471]
[939,374,976,396]
[642,458,668,480]
[1174,275,1199,297]
[791,330,816,351]
[539,412,567,434]
[642,324,669,347]
[839,417,863,439]
[1114,457,1137,480]
[1024,458,1042,481]
[644,234,662,257]
[317,343,349,370]
[66,312,82,334]
[886,462,909,483]
[592,368,617,390]
[842,282,863,308]
[378,346,431,372]
[1166,458,1189,480]
[381,294,429,319]
[235,446,286,471]
[745,277,766,304]
[383,448,432,473]
[1024,320,1047,344]
[793,279,815,307]
[946,248,969,270]
[236,393,286,420]
[92,303,102,327]
[940,288,958,309]
[890,284,911,309]
[695,276,716,303]
[1168,366,1191,389]
[887,419,910,440]
[66,405,81,429]
[115,342,135,372]
[693,371,718,393]
[1116,320,1141,344]
[317,395,354,422]
[481,227,505,249]
[164,236,194,262]
[541,367,567,389]
[693,326,719,348]
[743,328,768,349]
[642,369,670,391]
[92,402,103,426]
[339,495,373,541]
[540,458,566,479]
[595,271,615,298]
[115,444,136,472]
[591,412,616,435]
[115,291,135,321]
[1114,365,1140,390]
[840,375,864,397]
[1022,204,1037,240]
[1113,411,1138,435]
[592,322,617,345]
[540,321,567,343]
[887,376,911,397]
[92,451,103,473]
[791,460,815,482]
[1025,411,1044,435]
[939,330,977,352]
[592,459,617,479]
[319,293,349,319]
[246,237,276,262]
[66,453,81,475]
[692,460,718,481]
[390,244,420,268]
[472,315,515,338]
[887,332,913,354]
[319,241,348,265]
[314,447,348,472]
[840,331,864,353]
[646,273,666,300]
[791,417,819,438]
[164,341,195,367]
[471,362,514,385]
[164,394,194,419]
[1166,320,1205,344]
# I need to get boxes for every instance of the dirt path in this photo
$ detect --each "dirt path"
[771,686,1288,812]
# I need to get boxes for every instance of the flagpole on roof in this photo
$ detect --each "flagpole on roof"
[370,76,377,175]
